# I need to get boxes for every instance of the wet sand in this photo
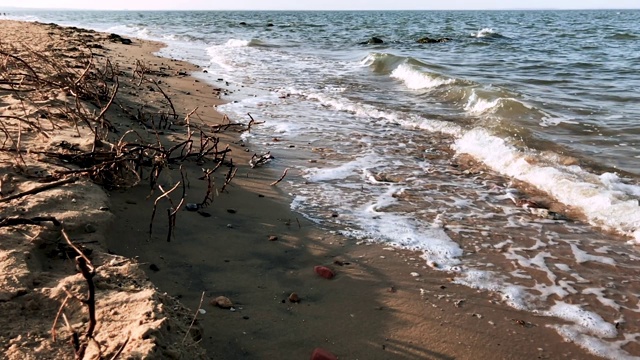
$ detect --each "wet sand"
[0,19,621,360]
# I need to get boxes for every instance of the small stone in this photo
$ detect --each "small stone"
[311,348,338,360]
[99,206,109,211]
[211,296,233,309]
[185,203,199,211]
[410,272,420,277]
[149,264,160,272]
[84,224,97,233]
[198,309,207,315]
[268,235,278,241]
[227,224,233,229]
[227,209,237,214]
[243,316,250,320]
[197,210,212,217]
[314,266,335,279]
[288,292,300,303]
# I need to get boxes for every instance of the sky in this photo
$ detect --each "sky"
[3,0,640,10]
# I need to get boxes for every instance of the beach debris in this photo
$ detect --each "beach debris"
[250,152,273,168]
[454,299,465,308]
[311,348,338,360]
[410,272,420,277]
[512,318,536,328]
[268,235,278,241]
[314,266,335,279]
[506,193,569,220]
[211,296,233,309]
[288,292,300,303]
[198,309,206,315]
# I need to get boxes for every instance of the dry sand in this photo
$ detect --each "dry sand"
[0,20,604,360]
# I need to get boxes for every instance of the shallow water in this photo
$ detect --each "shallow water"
[4,9,640,358]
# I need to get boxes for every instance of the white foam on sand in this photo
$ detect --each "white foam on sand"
[453,128,640,239]
[304,153,380,182]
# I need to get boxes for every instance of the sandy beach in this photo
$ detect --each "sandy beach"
[0,19,616,360]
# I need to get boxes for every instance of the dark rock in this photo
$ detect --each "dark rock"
[149,264,160,272]
[266,23,275,27]
[360,36,384,45]
[417,36,451,44]
[268,235,278,241]
[108,33,133,45]
[239,22,247,26]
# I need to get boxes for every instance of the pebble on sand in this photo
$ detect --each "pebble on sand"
[288,292,300,303]
[314,266,335,279]
[211,296,233,309]
[268,235,278,241]
[311,348,338,360]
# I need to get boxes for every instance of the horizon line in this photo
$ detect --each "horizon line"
[2,6,640,11]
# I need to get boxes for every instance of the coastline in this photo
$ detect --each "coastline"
[0,19,613,360]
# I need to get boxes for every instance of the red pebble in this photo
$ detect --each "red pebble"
[314,266,335,279]
[311,348,338,360]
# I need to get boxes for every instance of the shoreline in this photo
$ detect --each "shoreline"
[0,19,626,360]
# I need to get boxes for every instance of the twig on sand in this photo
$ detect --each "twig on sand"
[60,228,98,359]
[109,334,131,360]
[182,291,206,344]
[270,168,289,186]
[51,295,71,342]
[149,181,181,238]
[0,177,78,204]
[0,216,61,228]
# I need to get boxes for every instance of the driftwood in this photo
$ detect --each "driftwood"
[270,168,289,186]
[249,152,273,168]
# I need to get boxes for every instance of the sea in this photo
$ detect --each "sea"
[3,9,640,358]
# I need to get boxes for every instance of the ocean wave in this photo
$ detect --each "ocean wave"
[390,63,455,90]
[224,38,271,48]
[471,28,507,39]
[362,53,456,90]
[361,53,407,73]
[1,14,41,22]
[453,128,640,241]
[606,32,639,40]
[464,91,501,115]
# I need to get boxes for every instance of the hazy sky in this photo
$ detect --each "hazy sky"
[8,0,640,10]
